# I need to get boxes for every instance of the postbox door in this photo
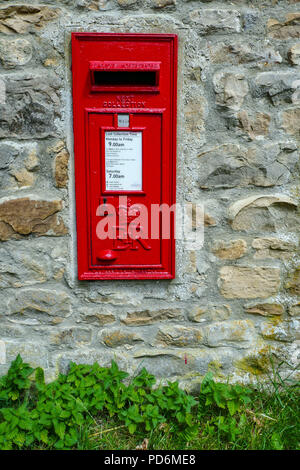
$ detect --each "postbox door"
[87,110,171,273]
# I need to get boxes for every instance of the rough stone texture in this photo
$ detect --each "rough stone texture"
[204,320,255,349]
[152,0,175,8]
[213,72,249,110]
[121,308,183,326]
[0,73,61,139]
[100,329,143,347]
[282,108,300,135]
[190,204,217,228]
[235,345,278,376]
[156,325,204,347]
[184,97,206,140]
[80,308,115,325]
[0,141,40,190]
[212,239,247,260]
[11,168,34,188]
[286,268,300,295]
[254,72,300,106]
[0,341,5,365]
[244,301,284,317]
[188,304,231,323]
[0,38,32,69]
[289,303,300,317]
[237,111,270,140]
[0,78,5,105]
[210,41,282,66]
[0,239,66,288]
[288,43,300,65]
[219,266,281,299]
[117,0,138,7]
[50,327,92,347]
[133,348,190,378]
[260,321,293,343]
[198,143,298,189]
[5,288,71,319]
[0,0,299,386]
[189,9,241,34]
[0,197,67,241]
[3,341,49,370]
[52,141,69,188]
[252,237,297,260]
[57,348,129,376]
[0,5,60,35]
[228,195,299,232]
[267,13,300,39]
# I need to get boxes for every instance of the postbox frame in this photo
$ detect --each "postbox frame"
[72,33,177,280]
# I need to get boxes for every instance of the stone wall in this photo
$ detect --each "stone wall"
[0,0,299,389]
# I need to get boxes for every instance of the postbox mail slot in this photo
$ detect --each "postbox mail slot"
[89,61,160,92]
[88,110,163,270]
[94,71,157,86]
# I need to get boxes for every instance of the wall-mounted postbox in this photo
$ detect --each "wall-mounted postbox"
[72,33,177,280]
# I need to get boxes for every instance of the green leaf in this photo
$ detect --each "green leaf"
[227,400,238,416]
[54,421,66,440]
[35,368,45,386]
[14,355,23,369]
[185,413,194,427]
[128,423,136,434]
[54,439,65,450]
[14,431,25,447]
[10,391,19,401]
[40,430,49,444]
[18,419,33,431]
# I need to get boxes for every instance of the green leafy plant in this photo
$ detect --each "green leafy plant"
[0,354,34,404]
[199,372,252,416]
[0,355,298,450]
[0,356,199,449]
[204,413,247,443]
[0,404,36,449]
[198,373,253,444]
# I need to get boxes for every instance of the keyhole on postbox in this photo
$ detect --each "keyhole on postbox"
[98,197,109,216]
[102,197,107,215]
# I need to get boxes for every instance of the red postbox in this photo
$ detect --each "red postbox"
[72,33,177,280]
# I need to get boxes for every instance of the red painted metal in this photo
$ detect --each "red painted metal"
[71,33,177,280]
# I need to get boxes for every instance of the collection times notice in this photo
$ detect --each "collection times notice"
[105,131,142,191]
